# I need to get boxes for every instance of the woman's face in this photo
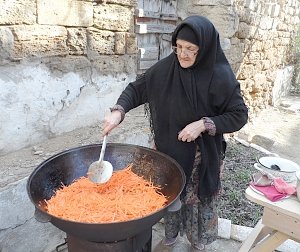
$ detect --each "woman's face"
[174,39,199,68]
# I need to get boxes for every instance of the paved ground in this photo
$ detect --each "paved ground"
[237,94,300,166]
[151,221,242,252]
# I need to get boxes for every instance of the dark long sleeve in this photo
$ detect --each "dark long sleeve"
[211,104,248,134]
[116,75,148,113]
[210,85,248,134]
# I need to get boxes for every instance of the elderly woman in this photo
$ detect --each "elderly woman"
[103,15,248,251]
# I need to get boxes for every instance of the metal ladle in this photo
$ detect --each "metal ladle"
[87,135,113,183]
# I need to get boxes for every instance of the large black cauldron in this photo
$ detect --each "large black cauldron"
[27,143,185,242]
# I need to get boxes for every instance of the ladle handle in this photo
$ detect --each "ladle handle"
[99,135,107,162]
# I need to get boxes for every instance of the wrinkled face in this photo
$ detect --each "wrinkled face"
[174,39,199,68]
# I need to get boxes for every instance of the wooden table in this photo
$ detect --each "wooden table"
[238,187,300,252]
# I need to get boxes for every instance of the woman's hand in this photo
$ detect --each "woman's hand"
[178,119,206,142]
[102,110,122,136]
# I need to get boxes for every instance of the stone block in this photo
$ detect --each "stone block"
[236,22,252,39]
[126,33,138,54]
[220,37,231,51]
[37,0,93,27]
[237,64,255,80]
[87,28,115,56]
[218,218,231,239]
[251,135,275,150]
[253,73,267,91]
[259,16,274,30]
[273,66,294,106]
[0,27,14,61]
[115,32,126,55]
[261,60,271,70]
[0,0,36,25]
[225,41,244,67]
[237,23,249,40]
[253,41,263,51]
[94,4,133,32]
[230,224,253,242]
[41,56,92,77]
[67,28,87,55]
[271,4,281,17]
[10,25,68,59]
[237,8,252,24]
[245,0,256,11]
[246,52,261,61]
[0,178,33,229]
[192,0,233,6]
[91,55,137,75]
[189,6,238,37]
[277,23,288,31]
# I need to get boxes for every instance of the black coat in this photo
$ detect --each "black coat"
[117,16,248,199]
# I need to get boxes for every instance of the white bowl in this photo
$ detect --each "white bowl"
[258,156,300,173]
[254,162,297,184]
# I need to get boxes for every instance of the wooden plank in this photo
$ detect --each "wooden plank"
[238,219,273,252]
[159,35,173,59]
[138,59,157,70]
[135,9,178,20]
[161,34,172,42]
[135,9,160,18]
[262,208,300,241]
[250,231,289,252]
[142,0,161,13]
[139,47,159,60]
[137,33,158,45]
[161,0,178,20]
[160,14,178,21]
[245,187,300,220]
[135,22,177,34]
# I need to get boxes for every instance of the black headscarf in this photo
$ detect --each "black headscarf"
[176,25,198,45]
[144,16,248,199]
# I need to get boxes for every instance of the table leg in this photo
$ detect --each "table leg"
[238,219,273,252]
[249,230,289,252]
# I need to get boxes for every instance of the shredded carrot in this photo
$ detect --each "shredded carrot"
[44,164,168,223]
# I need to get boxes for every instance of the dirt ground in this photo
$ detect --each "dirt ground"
[1,95,300,190]
[0,107,151,189]
[236,94,300,166]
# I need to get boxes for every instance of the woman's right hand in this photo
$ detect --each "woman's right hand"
[102,110,122,136]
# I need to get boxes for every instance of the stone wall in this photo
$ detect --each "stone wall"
[178,0,300,116]
[0,0,138,155]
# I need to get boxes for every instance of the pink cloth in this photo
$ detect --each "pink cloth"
[273,177,297,195]
[249,182,288,202]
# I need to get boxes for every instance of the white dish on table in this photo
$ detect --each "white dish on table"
[258,156,300,173]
